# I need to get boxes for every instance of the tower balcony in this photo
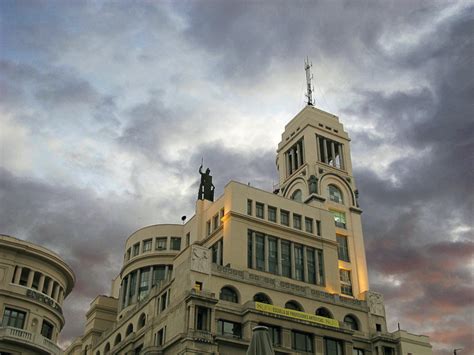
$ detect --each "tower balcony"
[0,326,62,355]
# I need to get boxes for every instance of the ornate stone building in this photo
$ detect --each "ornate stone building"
[65,104,432,355]
[0,234,75,355]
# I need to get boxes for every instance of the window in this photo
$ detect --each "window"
[196,306,209,331]
[132,243,140,256]
[213,214,219,230]
[247,199,253,215]
[353,349,365,355]
[340,269,353,296]
[143,239,152,252]
[206,220,211,236]
[305,217,313,233]
[281,241,291,277]
[325,338,343,355]
[331,210,347,229]
[293,214,302,230]
[286,138,305,176]
[217,320,241,338]
[344,315,359,330]
[285,301,303,311]
[32,272,41,290]
[336,235,350,262]
[317,135,344,169]
[253,293,272,304]
[268,237,278,274]
[328,185,344,203]
[316,220,321,236]
[219,287,238,303]
[292,330,312,352]
[152,266,166,286]
[291,189,302,202]
[256,202,264,218]
[268,206,277,222]
[294,244,304,281]
[259,324,280,346]
[170,237,181,251]
[211,239,223,265]
[155,237,167,250]
[280,210,289,226]
[138,268,150,301]
[2,308,26,328]
[256,233,265,271]
[19,268,30,286]
[315,307,333,318]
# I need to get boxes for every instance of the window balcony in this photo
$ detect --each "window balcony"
[0,326,61,355]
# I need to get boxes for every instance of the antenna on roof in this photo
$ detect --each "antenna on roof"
[304,57,314,106]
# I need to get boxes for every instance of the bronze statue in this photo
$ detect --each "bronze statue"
[198,165,215,201]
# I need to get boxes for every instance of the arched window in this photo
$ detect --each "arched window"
[219,286,239,303]
[285,300,303,312]
[344,315,359,330]
[291,189,302,202]
[104,343,110,353]
[328,185,343,204]
[114,333,122,345]
[315,307,333,318]
[126,323,133,336]
[138,313,146,329]
[253,293,272,304]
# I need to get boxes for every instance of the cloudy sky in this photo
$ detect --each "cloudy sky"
[0,1,472,353]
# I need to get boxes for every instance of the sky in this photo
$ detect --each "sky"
[0,1,472,353]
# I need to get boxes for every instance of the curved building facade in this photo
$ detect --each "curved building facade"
[0,234,75,355]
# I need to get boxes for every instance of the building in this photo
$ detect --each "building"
[65,102,433,355]
[0,234,76,355]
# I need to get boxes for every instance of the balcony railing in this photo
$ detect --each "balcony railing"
[0,326,61,355]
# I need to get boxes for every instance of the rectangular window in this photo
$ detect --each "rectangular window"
[133,243,140,256]
[19,268,30,286]
[294,244,304,281]
[316,220,321,236]
[155,237,167,251]
[170,237,181,251]
[247,199,253,215]
[325,338,343,355]
[256,202,264,219]
[281,241,291,277]
[331,210,347,229]
[2,307,26,329]
[247,231,253,268]
[340,269,353,296]
[305,217,313,233]
[31,272,41,290]
[306,248,316,284]
[41,320,54,339]
[268,206,277,222]
[336,235,350,262]
[260,323,281,346]
[213,214,219,230]
[280,210,289,226]
[143,239,152,253]
[268,237,278,274]
[217,320,242,338]
[293,214,302,230]
[256,233,265,271]
[292,330,313,352]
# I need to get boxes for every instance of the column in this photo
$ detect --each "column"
[47,278,54,297]
[53,283,60,300]
[277,239,282,275]
[290,242,295,279]
[323,138,328,163]
[264,234,269,272]
[26,270,34,288]
[124,275,131,307]
[303,247,309,283]
[13,266,22,284]
[38,274,45,292]
[252,231,257,269]
[330,141,336,166]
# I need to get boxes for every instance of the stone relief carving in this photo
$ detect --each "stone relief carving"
[366,291,385,316]
[191,245,211,274]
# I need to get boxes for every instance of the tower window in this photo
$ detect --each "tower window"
[317,135,344,169]
[328,185,344,204]
[285,138,305,176]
